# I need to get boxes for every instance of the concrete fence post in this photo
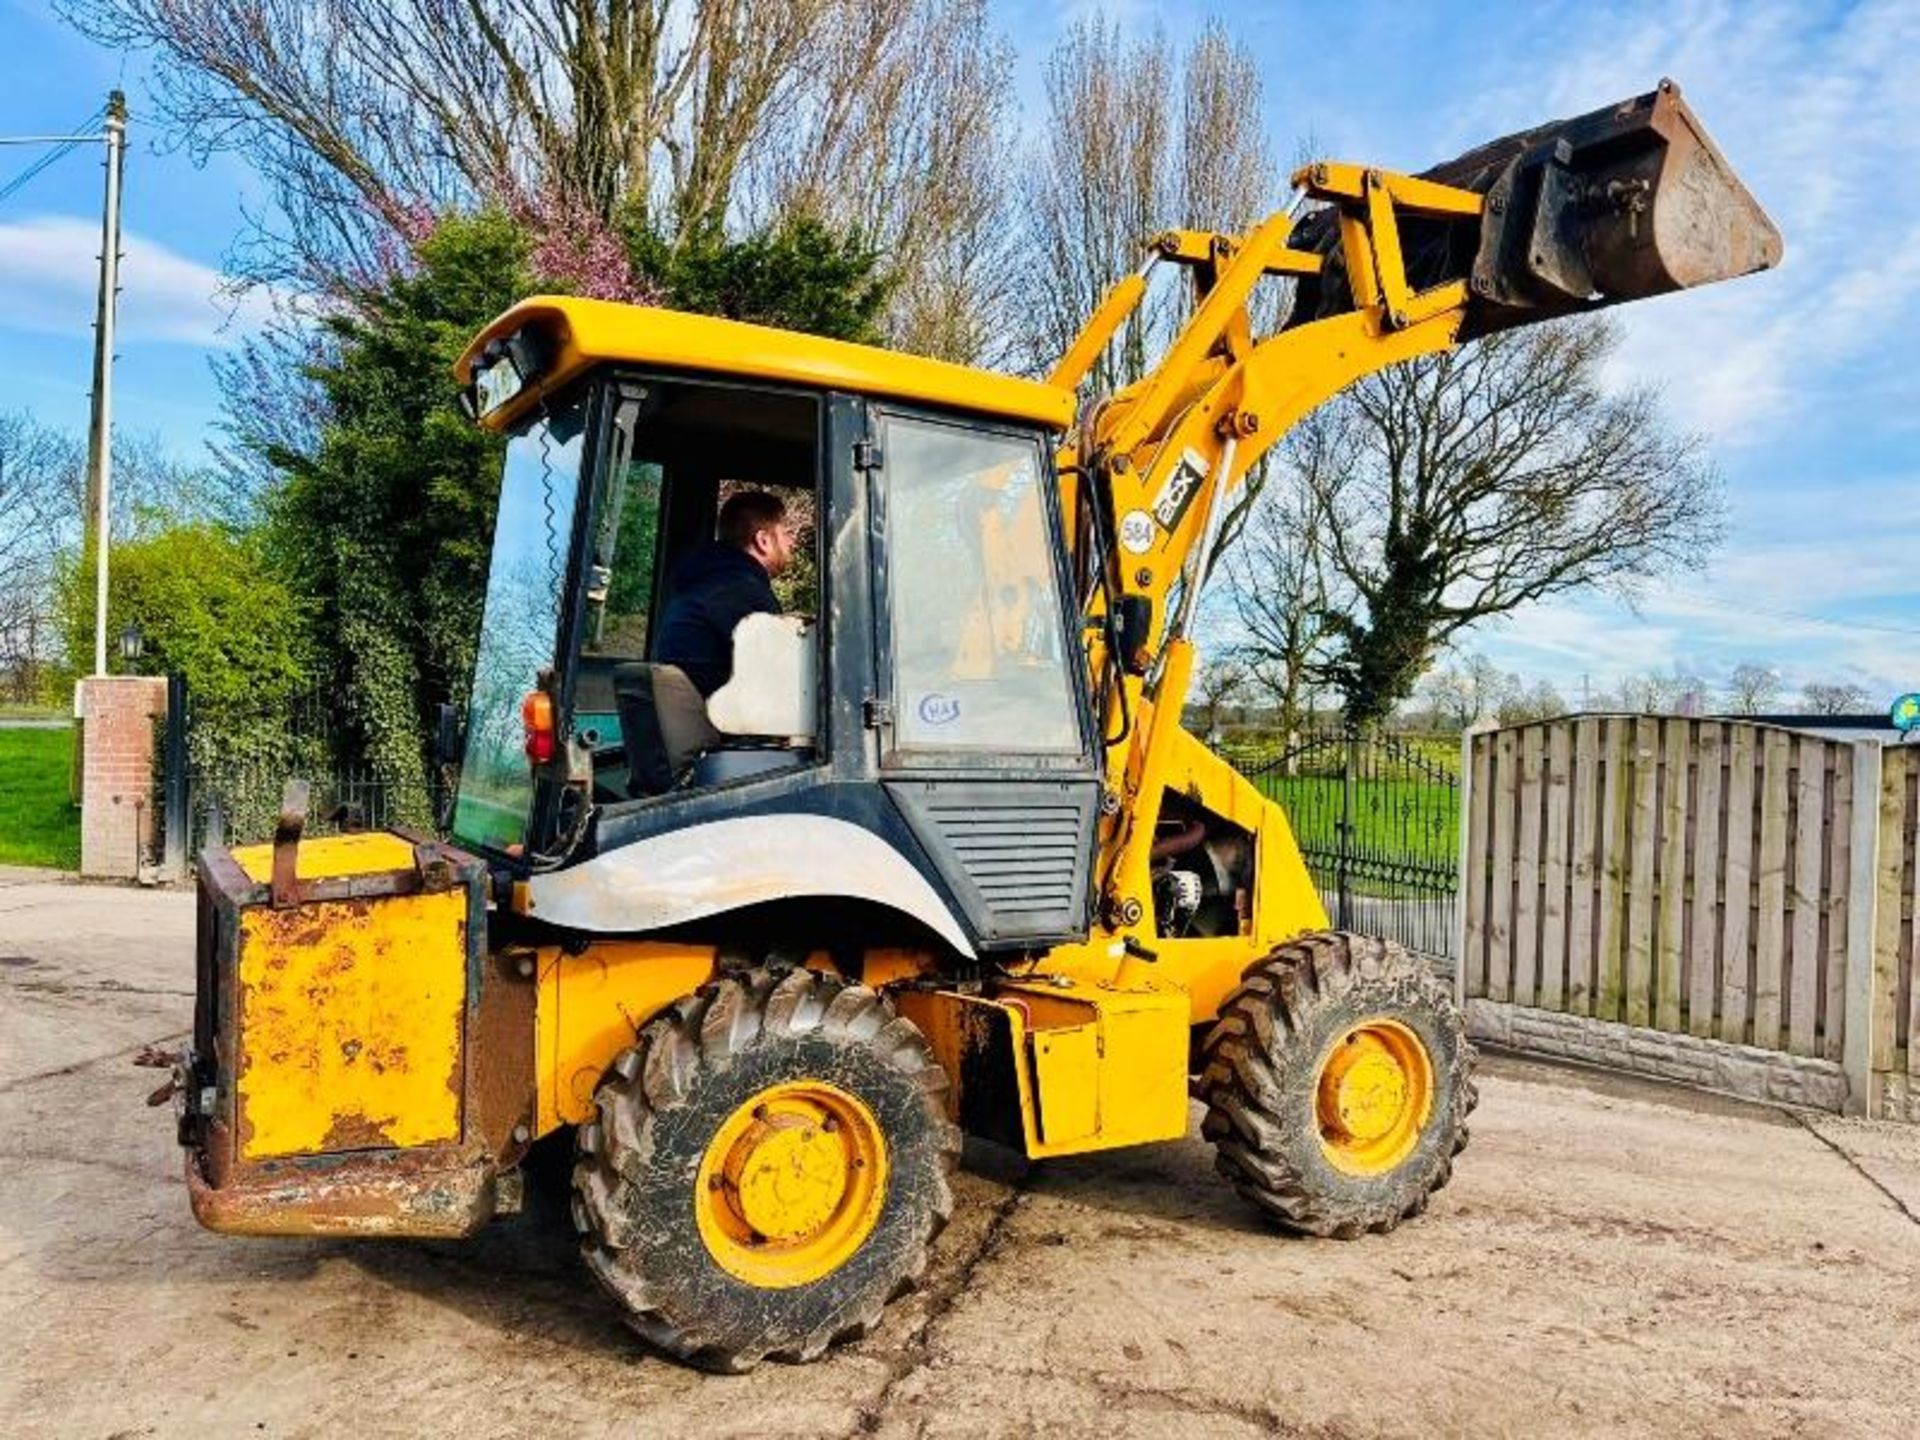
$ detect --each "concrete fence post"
[1454,724,1484,1012]
[1842,738,1883,1117]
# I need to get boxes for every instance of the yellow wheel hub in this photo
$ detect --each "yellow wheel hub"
[695,1081,888,1288]
[1315,1019,1434,1176]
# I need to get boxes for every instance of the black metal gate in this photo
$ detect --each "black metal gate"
[1231,730,1460,961]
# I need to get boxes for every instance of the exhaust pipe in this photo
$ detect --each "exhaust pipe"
[1289,80,1783,338]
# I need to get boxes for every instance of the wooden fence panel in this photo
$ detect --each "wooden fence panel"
[1596,719,1630,1024]
[1624,718,1659,1027]
[1489,729,1517,1004]
[1541,724,1572,1011]
[1787,736,1825,1057]
[1891,748,1920,1081]
[1753,729,1791,1051]
[1514,727,1544,1007]
[1463,719,1905,1081]
[1722,726,1757,1045]
[1823,747,1852,1062]
[1656,721,1689,1034]
[1567,719,1600,1015]
[1688,722,1725,1038]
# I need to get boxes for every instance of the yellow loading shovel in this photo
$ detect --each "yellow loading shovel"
[179,785,531,1236]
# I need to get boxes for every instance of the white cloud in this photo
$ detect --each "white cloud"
[0,215,277,348]
[1462,0,1920,443]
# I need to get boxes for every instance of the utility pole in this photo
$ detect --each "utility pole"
[84,90,127,677]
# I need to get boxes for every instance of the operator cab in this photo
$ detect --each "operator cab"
[449,299,1103,953]
[572,379,821,802]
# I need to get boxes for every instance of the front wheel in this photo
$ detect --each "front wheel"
[571,968,959,1371]
[1197,931,1476,1238]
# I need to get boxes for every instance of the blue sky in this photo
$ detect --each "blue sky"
[2,0,1915,709]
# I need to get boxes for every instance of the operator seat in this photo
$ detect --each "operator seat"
[613,663,723,797]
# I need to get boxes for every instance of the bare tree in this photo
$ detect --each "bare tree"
[1421,653,1513,731]
[1218,413,1340,741]
[1308,318,1723,725]
[1023,18,1279,387]
[1496,676,1566,727]
[1723,662,1781,715]
[61,0,1014,359]
[0,415,82,700]
[1802,681,1872,715]
[1612,661,1708,715]
[1191,656,1247,742]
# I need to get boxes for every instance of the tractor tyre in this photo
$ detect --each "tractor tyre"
[571,967,959,1372]
[1197,931,1476,1238]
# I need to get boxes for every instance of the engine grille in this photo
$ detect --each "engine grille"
[887,781,1097,946]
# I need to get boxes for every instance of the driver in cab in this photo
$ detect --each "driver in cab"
[656,490,794,696]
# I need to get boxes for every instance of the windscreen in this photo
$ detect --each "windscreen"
[452,393,588,851]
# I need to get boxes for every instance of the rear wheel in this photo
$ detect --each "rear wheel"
[1197,931,1476,1237]
[572,967,959,1371]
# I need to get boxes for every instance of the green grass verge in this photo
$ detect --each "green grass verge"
[1253,773,1459,899]
[0,727,82,870]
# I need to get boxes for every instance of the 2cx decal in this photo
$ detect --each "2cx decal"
[1149,449,1211,533]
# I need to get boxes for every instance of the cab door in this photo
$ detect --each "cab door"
[866,408,1102,950]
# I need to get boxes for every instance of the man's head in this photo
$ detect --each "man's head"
[719,490,794,577]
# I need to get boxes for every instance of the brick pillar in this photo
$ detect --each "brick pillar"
[77,676,168,879]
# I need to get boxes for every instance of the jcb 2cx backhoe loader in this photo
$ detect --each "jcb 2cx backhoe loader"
[169,82,1778,1370]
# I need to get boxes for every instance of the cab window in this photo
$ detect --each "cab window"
[883,415,1081,754]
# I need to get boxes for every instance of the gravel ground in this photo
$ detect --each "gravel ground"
[3,866,1917,1438]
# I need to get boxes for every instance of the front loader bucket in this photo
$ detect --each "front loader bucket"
[1291,79,1782,337]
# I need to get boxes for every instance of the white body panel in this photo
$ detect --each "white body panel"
[524,813,974,956]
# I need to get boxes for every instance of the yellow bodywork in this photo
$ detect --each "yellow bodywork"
[226,835,468,1161]
[1316,1019,1435,1176]
[895,974,1190,1158]
[456,296,1076,434]
[534,940,721,1132]
[232,830,419,883]
[694,1081,889,1288]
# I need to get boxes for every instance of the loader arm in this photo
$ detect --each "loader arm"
[1057,79,1779,938]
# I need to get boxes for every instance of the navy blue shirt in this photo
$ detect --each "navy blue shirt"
[655,542,780,695]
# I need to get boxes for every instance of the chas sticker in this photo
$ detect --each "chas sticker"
[918,693,961,726]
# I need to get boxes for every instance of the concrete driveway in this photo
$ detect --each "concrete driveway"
[4,867,1918,1438]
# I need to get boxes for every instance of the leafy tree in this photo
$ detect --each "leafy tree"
[58,523,309,716]
[264,203,893,816]
[626,214,890,342]
[265,211,532,821]
[1306,319,1722,726]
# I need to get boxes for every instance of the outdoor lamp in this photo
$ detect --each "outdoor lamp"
[119,622,144,668]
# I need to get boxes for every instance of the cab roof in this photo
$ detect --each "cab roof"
[455,295,1076,432]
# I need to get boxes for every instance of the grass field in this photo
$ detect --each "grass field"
[0,727,81,870]
[1252,773,1458,892]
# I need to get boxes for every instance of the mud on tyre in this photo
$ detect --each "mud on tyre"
[572,967,960,1371]
[1197,931,1476,1238]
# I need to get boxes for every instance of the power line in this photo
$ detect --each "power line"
[0,105,109,208]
